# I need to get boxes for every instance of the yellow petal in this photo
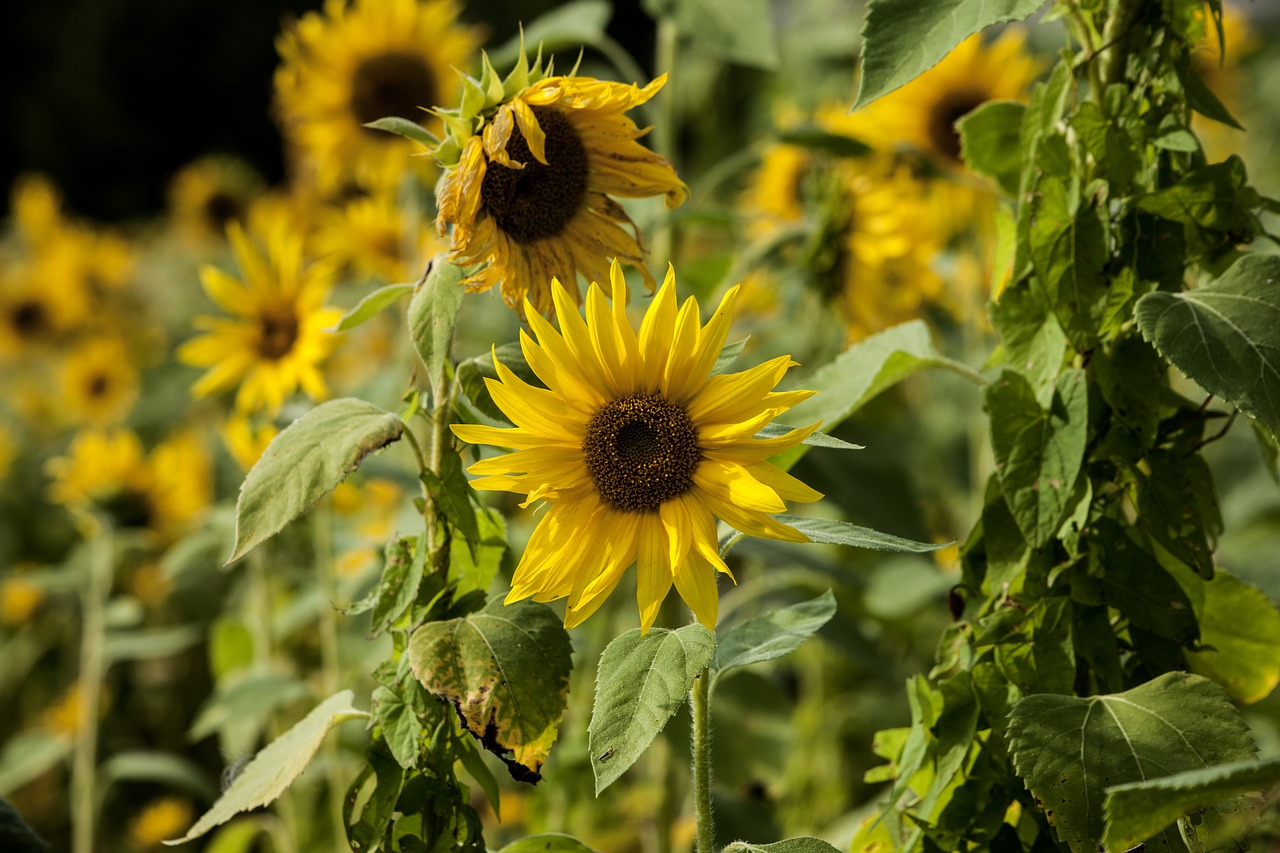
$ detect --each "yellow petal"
[673,549,720,630]
[693,459,787,514]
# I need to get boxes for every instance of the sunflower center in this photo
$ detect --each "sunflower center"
[257,309,299,360]
[349,51,436,128]
[86,372,111,399]
[11,300,49,337]
[480,105,588,244]
[203,192,241,233]
[926,88,988,164]
[583,394,701,513]
[100,487,154,530]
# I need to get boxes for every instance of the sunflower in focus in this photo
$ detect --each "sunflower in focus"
[452,263,822,631]
[46,429,212,542]
[178,213,343,415]
[59,337,139,426]
[274,0,482,194]
[433,54,688,315]
[168,156,265,245]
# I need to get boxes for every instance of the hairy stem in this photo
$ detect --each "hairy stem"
[691,665,714,853]
[71,523,112,853]
[313,499,349,846]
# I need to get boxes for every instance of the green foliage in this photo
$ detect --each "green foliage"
[957,100,1024,196]
[1178,567,1280,704]
[721,838,842,853]
[1007,673,1256,852]
[332,283,415,332]
[497,835,601,853]
[768,515,947,553]
[408,257,467,395]
[228,399,405,563]
[642,0,779,69]
[712,590,835,689]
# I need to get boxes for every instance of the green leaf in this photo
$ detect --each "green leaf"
[489,0,612,65]
[644,0,779,69]
[1007,672,1257,853]
[957,100,1024,196]
[0,798,45,853]
[754,423,863,450]
[422,445,482,546]
[775,127,872,158]
[1178,567,1280,704]
[165,691,367,844]
[1183,62,1244,130]
[449,507,507,596]
[712,337,749,375]
[1103,756,1280,851]
[713,591,835,687]
[408,257,466,394]
[498,834,601,853]
[989,278,1068,394]
[1135,253,1280,436]
[370,537,426,637]
[985,369,1088,548]
[362,116,436,148]
[1087,518,1199,646]
[407,598,572,783]
[97,751,219,804]
[588,624,716,794]
[770,514,947,553]
[772,320,984,470]
[228,399,404,563]
[723,839,843,853]
[104,625,202,663]
[1028,177,1109,348]
[331,283,414,332]
[853,0,1049,109]
[457,343,538,424]
[0,732,72,797]
[1135,157,1261,255]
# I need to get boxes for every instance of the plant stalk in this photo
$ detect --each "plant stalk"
[71,523,112,853]
[690,665,714,853]
[313,499,349,847]
[652,15,680,269]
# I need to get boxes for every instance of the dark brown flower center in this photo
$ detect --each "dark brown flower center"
[349,51,436,129]
[480,105,589,244]
[86,372,111,399]
[203,191,242,234]
[11,300,49,337]
[257,309,299,360]
[925,87,988,165]
[583,394,701,513]
[100,487,154,530]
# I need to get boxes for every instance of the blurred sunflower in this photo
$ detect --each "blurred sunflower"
[0,576,42,625]
[179,214,343,415]
[0,258,88,359]
[168,155,265,245]
[273,0,482,194]
[452,263,821,631]
[220,414,279,471]
[46,429,212,542]
[434,55,688,315]
[59,337,139,427]
[311,190,435,282]
[129,796,193,849]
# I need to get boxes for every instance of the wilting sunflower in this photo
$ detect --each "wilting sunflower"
[168,155,264,245]
[432,54,688,315]
[452,263,822,631]
[46,429,212,542]
[273,0,482,194]
[59,337,139,426]
[178,214,343,415]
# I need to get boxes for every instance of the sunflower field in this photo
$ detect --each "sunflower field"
[4,0,1280,850]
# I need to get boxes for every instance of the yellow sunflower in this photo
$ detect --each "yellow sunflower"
[178,215,343,415]
[434,62,689,315]
[273,0,482,194]
[45,429,212,542]
[0,256,89,360]
[59,337,139,426]
[168,155,265,245]
[311,189,438,282]
[219,414,279,471]
[452,263,822,631]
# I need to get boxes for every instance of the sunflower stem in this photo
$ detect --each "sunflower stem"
[690,664,715,853]
[652,16,680,269]
[1099,0,1142,95]
[71,521,112,853]
[313,498,349,847]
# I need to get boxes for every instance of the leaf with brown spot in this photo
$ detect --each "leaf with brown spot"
[407,598,572,782]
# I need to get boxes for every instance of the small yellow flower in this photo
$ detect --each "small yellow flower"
[0,576,43,625]
[435,68,688,315]
[179,211,343,415]
[59,337,139,426]
[43,681,91,738]
[273,0,482,194]
[167,155,264,245]
[129,796,193,849]
[453,262,822,631]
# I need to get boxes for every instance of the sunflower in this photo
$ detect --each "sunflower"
[219,414,279,471]
[273,0,482,194]
[433,56,689,315]
[452,263,822,631]
[45,429,212,542]
[311,189,437,282]
[167,155,265,245]
[0,256,89,360]
[59,337,139,426]
[178,214,343,415]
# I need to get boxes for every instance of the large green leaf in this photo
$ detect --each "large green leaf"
[407,598,572,783]
[1135,253,1280,436]
[712,590,835,688]
[723,839,843,853]
[588,624,716,794]
[770,515,946,553]
[1175,566,1280,704]
[166,691,367,844]
[773,320,984,470]
[408,256,466,394]
[643,0,779,69]
[853,0,1048,109]
[957,100,1024,196]
[986,369,1088,548]
[1135,158,1261,254]
[1103,756,1280,851]
[228,399,404,563]
[1007,672,1257,852]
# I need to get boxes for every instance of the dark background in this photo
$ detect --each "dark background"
[0,0,656,224]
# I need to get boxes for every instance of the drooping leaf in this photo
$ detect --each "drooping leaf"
[1174,566,1280,704]
[1103,756,1280,851]
[331,283,414,332]
[1088,518,1199,646]
[754,423,863,450]
[498,834,602,853]
[713,590,836,688]
[362,116,436,148]
[589,624,716,794]
[986,369,1088,548]
[1007,672,1257,853]
[771,515,947,553]
[1136,253,1280,436]
[407,598,572,783]
[773,320,985,470]
[1183,62,1244,130]
[643,0,779,69]
[1135,157,1261,254]
[723,838,843,853]
[165,691,367,844]
[957,100,1024,196]
[228,399,404,563]
[408,256,467,394]
[853,0,1049,108]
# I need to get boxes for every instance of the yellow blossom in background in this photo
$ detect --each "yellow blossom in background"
[453,262,822,631]
[10,173,64,247]
[128,796,193,849]
[0,576,43,625]
[42,681,98,739]
[0,257,89,360]
[332,477,405,576]
[436,71,688,315]
[273,0,482,194]
[1191,2,1257,162]
[59,337,140,427]
[311,190,437,282]
[45,429,212,542]
[167,155,265,245]
[220,414,279,471]
[179,211,343,415]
